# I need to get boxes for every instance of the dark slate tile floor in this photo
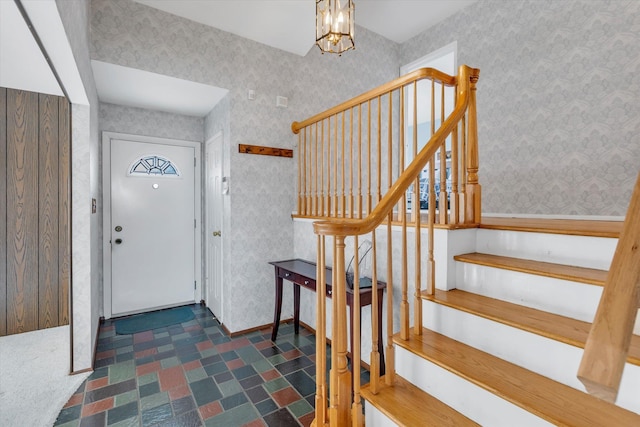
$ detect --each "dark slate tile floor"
[54,304,369,427]
[54,305,321,427]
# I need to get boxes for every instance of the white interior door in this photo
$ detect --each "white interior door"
[110,139,196,315]
[206,134,223,318]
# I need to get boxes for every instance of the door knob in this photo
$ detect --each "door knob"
[114,238,123,244]
[212,231,221,237]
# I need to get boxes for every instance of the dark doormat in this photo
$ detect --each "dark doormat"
[115,306,195,335]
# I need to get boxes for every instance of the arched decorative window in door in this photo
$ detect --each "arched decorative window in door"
[128,155,181,177]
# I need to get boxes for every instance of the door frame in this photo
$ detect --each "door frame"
[205,132,224,321]
[102,131,202,319]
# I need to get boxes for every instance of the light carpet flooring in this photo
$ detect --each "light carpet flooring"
[0,326,90,427]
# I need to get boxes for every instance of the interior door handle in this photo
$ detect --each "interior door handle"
[114,238,123,244]
[212,231,221,237]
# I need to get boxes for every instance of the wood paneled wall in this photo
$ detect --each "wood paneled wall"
[0,87,71,336]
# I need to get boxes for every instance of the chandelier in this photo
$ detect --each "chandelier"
[316,0,355,55]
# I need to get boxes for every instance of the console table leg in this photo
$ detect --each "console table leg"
[271,275,284,341]
[294,284,301,335]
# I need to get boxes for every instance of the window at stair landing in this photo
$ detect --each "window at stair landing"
[401,41,457,212]
[128,155,181,177]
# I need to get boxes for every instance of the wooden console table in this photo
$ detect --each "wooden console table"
[269,258,385,372]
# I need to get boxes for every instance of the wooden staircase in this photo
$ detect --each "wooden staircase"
[291,65,640,426]
[363,217,640,426]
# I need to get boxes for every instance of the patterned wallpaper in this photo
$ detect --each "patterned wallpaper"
[99,103,204,142]
[90,0,400,332]
[401,0,640,216]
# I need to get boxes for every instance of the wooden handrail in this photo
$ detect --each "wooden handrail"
[312,65,479,237]
[578,172,640,402]
[291,68,457,134]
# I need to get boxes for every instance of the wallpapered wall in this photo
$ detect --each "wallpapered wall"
[90,0,400,332]
[99,103,204,142]
[401,0,640,216]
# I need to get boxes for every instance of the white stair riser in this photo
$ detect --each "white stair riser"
[475,229,616,270]
[394,345,553,426]
[422,299,640,414]
[364,405,400,427]
[455,262,602,322]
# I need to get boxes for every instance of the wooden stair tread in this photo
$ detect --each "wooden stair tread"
[454,252,608,286]
[361,375,479,426]
[394,328,640,426]
[480,216,622,238]
[421,289,640,365]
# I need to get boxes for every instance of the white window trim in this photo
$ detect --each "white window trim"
[401,41,458,75]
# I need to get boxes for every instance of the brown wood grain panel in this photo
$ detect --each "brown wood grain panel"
[0,88,7,336]
[38,94,59,330]
[6,89,39,335]
[58,97,70,326]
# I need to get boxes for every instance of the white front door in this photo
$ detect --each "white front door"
[110,139,196,315]
[205,134,223,318]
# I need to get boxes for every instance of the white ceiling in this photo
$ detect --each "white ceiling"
[133,0,477,56]
[92,60,228,117]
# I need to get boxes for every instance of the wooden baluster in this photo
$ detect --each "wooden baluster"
[412,82,418,224]
[314,123,319,217]
[314,236,328,426]
[333,115,339,218]
[351,236,364,426]
[376,95,382,207]
[439,81,448,225]
[357,105,362,219]
[430,79,435,224]
[385,90,396,385]
[307,126,312,215]
[387,91,393,200]
[298,132,303,215]
[413,80,422,336]
[341,111,346,217]
[349,108,354,218]
[329,236,352,427]
[370,232,380,394]
[367,100,372,216]
[450,83,460,225]
[427,157,436,296]
[320,120,325,217]
[460,114,467,223]
[327,117,332,217]
[399,85,409,340]
[385,214,395,382]
[465,70,481,224]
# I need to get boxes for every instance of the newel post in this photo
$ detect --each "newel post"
[329,235,352,427]
[465,69,481,224]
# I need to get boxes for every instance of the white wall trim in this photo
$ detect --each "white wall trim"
[483,213,625,221]
[102,131,202,319]
[400,40,458,75]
